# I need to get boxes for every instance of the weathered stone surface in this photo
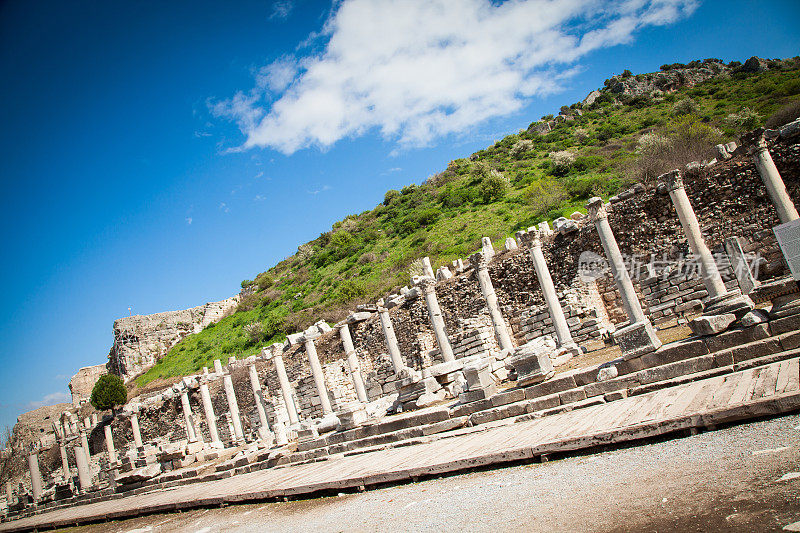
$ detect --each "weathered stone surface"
[689,313,737,336]
[740,309,769,327]
[509,339,555,387]
[459,383,498,404]
[116,464,162,485]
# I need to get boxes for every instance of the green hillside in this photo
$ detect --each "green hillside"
[136,57,800,388]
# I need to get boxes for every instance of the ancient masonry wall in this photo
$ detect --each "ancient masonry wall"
[108,295,240,381]
[68,364,108,407]
[58,133,799,466]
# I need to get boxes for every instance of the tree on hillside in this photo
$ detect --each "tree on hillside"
[90,374,127,413]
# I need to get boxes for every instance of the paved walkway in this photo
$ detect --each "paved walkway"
[3,358,799,532]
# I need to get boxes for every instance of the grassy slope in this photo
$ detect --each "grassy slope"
[136,58,800,387]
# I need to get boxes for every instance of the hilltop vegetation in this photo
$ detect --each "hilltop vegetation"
[137,57,800,387]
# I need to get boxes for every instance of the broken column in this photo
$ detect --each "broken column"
[743,129,799,223]
[27,452,43,501]
[264,345,300,425]
[80,429,91,461]
[472,253,514,353]
[529,232,580,355]
[59,441,70,479]
[421,256,435,278]
[586,197,661,359]
[377,302,408,374]
[419,277,455,362]
[248,364,273,442]
[222,372,245,443]
[724,236,760,295]
[199,382,222,446]
[103,423,117,465]
[664,170,753,317]
[339,323,369,403]
[180,390,197,442]
[129,410,143,449]
[73,445,91,492]
[303,331,333,416]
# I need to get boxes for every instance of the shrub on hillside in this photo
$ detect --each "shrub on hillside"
[632,118,722,183]
[510,139,534,159]
[726,107,760,131]
[765,100,800,129]
[383,189,400,205]
[549,150,576,176]
[90,374,127,412]
[672,97,697,116]
[243,322,264,344]
[478,171,509,203]
[522,180,568,216]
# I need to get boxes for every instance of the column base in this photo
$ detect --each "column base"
[614,320,662,360]
[508,339,556,387]
[703,289,755,317]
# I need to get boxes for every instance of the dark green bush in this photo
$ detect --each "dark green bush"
[90,374,127,412]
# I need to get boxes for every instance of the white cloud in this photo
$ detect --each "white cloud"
[214,0,698,154]
[308,185,332,195]
[270,0,295,20]
[219,202,230,213]
[186,217,193,225]
[28,391,71,410]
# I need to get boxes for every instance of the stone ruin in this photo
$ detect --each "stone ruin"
[4,120,800,518]
[108,295,240,382]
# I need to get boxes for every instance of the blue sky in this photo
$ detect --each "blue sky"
[0,0,798,433]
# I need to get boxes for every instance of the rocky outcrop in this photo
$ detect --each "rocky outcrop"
[109,296,240,381]
[68,364,108,407]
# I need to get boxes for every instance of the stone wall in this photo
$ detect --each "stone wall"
[108,295,240,381]
[68,364,108,407]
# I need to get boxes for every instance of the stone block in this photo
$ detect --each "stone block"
[524,374,577,400]
[614,321,662,360]
[584,376,638,398]
[636,355,716,385]
[705,324,769,353]
[457,381,496,402]
[524,393,561,413]
[508,338,556,387]
[740,309,769,327]
[462,360,494,390]
[769,313,800,336]
[558,388,587,404]
[604,390,627,402]
[689,314,737,336]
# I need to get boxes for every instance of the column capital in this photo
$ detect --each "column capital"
[586,196,608,222]
[530,229,543,249]
[470,252,488,271]
[418,276,437,293]
[741,128,768,156]
[662,169,684,192]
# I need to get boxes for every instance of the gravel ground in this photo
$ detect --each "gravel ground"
[64,414,800,533]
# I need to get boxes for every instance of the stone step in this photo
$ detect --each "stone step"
[287,323,799,458]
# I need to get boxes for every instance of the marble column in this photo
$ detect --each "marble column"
[303,333,333,416]
[103,424,117,465]
[213,359,224,376]
[199,383,221,445]
[27,453,43,501]
[472,253,515,353]
[377,303,407,374]
[264,346,300,424]
[59,442,70,479]
[744,130,799,224]
[419,277,455,362]
[724,236,760,295]
[180,391,197,442]
[665,170,754,316]
[248,364,273,441]
[222,374,244,443]
[5,481,13,506]
[129,412,143,449]
[73,445,91,492]
[528,233,580,354]
[586,197,661,359]
[80,430,91,458]
[339,323,368,402]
